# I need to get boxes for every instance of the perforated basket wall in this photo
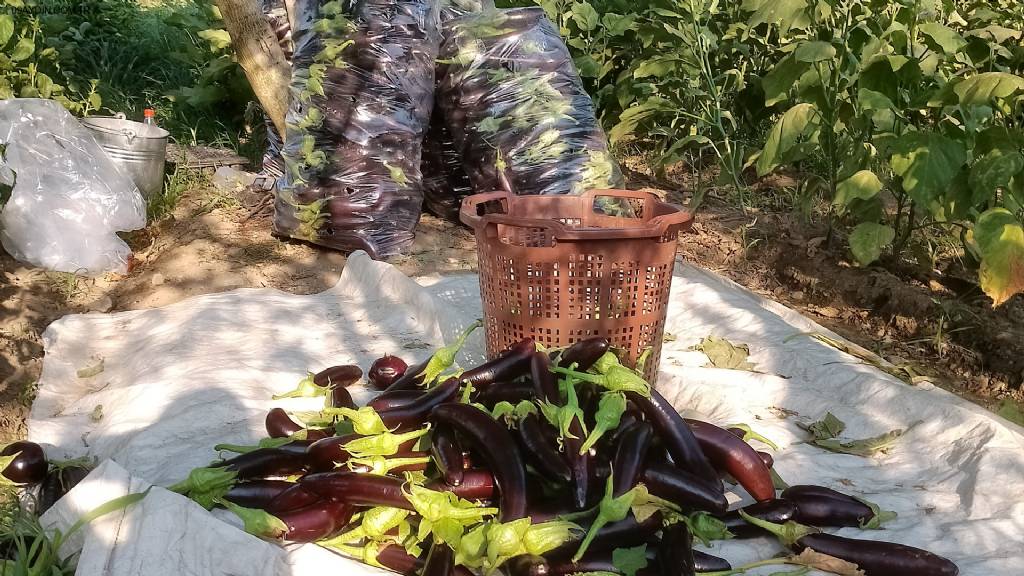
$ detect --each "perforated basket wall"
[461,190,693,383]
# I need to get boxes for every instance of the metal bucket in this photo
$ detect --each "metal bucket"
[81,114,170,200]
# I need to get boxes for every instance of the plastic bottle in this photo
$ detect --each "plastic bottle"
[143,108,156,126]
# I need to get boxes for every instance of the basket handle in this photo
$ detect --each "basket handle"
[460,191,511,230]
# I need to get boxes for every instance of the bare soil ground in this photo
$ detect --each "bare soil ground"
[2,175,1022,443]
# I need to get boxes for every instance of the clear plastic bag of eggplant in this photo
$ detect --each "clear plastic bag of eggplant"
[273,0,440,258]
[436,6,624,197]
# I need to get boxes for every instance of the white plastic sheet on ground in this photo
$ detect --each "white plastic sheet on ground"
[29,251,1024,575]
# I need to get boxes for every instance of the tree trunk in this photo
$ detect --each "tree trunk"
[215,0,291,140]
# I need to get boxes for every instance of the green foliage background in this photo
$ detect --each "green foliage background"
[501,0,1024,305]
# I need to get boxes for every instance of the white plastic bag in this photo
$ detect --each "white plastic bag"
[0,98,146,274]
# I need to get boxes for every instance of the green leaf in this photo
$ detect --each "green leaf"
[4,0,24,7]
[609,97,671,144]
[974,208,1024,306]
[918,22,967,54]
[857,88,894,110]
[611,545,648,576]
[695,336,755,371]
[743,0,811,35]
[602,13,637,36]
[756,103,820,176]
[954,72,1024,106]
[77,358,105,378]
[794,41,836,63]
[762,54,810,107]
[65,489,150,538]
[198,29,232,51]
[800,412,846,441]
[574,55,602,78]
[633,58,676,79]
[0,15,13,46]
[35,73,54,98]
[890,132,969,206]
[10,37,34,61]
[683,512,732,546]
[571,2,600,32]
[849,222,894,266]
[970,150,1024,206]
[834,171,883,213]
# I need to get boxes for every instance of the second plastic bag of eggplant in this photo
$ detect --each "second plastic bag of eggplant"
[436,7,624,197]
[273,0,440,258]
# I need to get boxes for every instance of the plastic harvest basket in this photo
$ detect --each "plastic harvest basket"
[460,189,693,383]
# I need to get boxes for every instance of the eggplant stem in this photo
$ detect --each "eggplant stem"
[700,557,794,576]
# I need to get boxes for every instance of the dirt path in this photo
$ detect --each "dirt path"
[2,179,1022,443]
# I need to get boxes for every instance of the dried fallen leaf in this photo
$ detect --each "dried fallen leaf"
[77,358,105,379]
[695,336,755,371]
[788,548,865,575]
[812,426,913,457]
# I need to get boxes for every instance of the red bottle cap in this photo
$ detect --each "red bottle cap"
[144,109,155,118]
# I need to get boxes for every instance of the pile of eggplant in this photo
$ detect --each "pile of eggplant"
[436,7,625,197]
[173,327,958,576]
[273,0,440,258]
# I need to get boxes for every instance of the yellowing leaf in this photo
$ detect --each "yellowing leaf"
[812,425,915,457]
[757,103,820,176]
[849,222,894,266]
[10,37,33,61]
[834,170,882,213]
[198,28,232,51]
[794,41,836,63]
[974,208,1024,306]
[696,336,755,371]
[0,15,13,46]
[801,412,847,441]
[954,72,1024,106]
[918,22,967,54]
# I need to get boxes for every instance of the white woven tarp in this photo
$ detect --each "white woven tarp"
[30,251,1024,575]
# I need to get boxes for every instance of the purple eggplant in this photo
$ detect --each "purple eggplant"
[426,468,496,501]
[423,540,455,576]
[379,377,460,431]
[685,419,774,502]
[612,421,653,497]
[508,554,550,576]
[0,441,47,485]
[518,413,572,484]
[474,382,536,407]
[369,389,428,411]
[299,471,415,510]
[692,550,731,572]
[211,448,309,480]
[265,409,328,441]
[431,404,527,520]
[548,512,663,558]
[431,423,466,486]
[628,391,718,486]
[460,339,536,387]
[721,498,797,538]
[313,365,363,388]
[330,386,357,410]
[307,434,360,472]
[782,485,885,528]
[369,355,409,390]
[658,522,696,576]
[556,337,610,371]
[223,480,295,509]
[383,357,429,392]
[796,533,958,575]
[266,483,322,514]
[531,351,560,402]
[641,463,728,515]
[277,499,353,542]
